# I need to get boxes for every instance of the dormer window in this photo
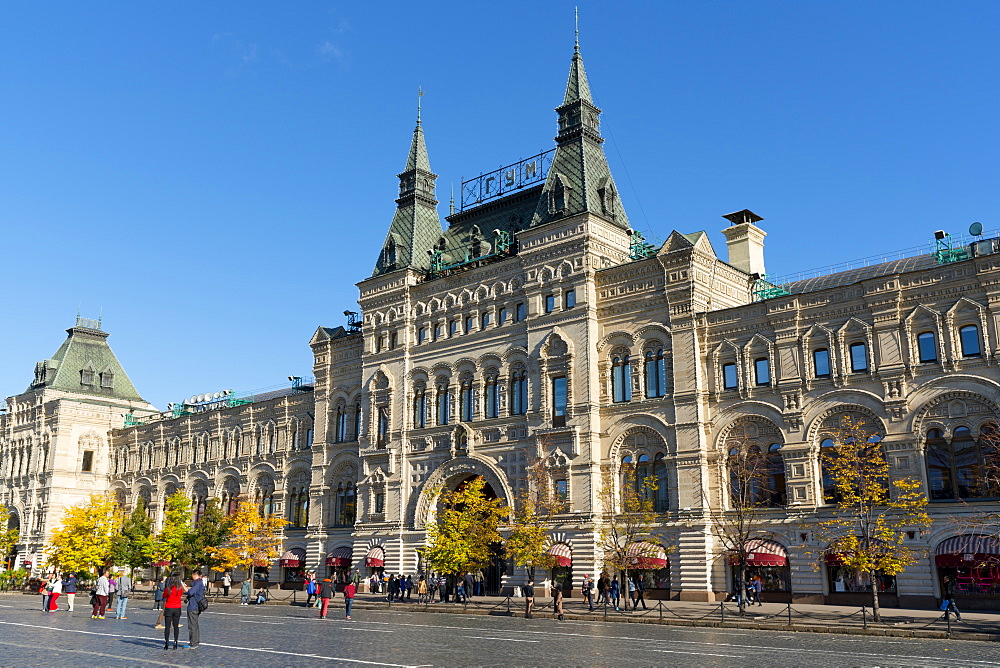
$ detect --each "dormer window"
[80,365,95,386]
[100,370,114,389]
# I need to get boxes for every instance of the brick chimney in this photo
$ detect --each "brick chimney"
[721,209,766,276]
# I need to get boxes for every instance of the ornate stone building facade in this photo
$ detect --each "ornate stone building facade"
[5,45,999,608]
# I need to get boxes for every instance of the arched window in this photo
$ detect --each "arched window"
[484,375,499,419]
[510,371,528,415]
[813,348,831,378]
[460,380,474,422]
[820,438,839,503]
[645,349,666,398]
[917,331,938,362]
[436,383,450,426]
[767,443,787,506]
[636,454,651,501]
[353,403,362,441]
[336,482,357,526]
[959,325,982,357]
[612,355,632,402]
[653,454,669,512]
[413,386,427,428]
[926,425,1000,500]
[377,406,389,446]
[336,406,348,442]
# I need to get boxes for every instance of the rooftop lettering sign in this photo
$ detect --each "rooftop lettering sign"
[461,149,554,210]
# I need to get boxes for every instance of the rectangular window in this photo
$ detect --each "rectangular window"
[465,316,474,333]
[481,312,491,329]
[917,331,938,362]
[100,372,114,388]
[374,493,385,514]
[813,348,831,377]
[390,332,397,349]
[564,289,576,309]
[544,295,555,313]
[498,308,508,325]
[438,390,450,425]
[434,325,442,340]
[448,320,457,337]
[552,376,567,427]
[754,358,770,386]
[960,325,981,357]
[81,450,94,473]
[418,328,427,344]
[306,429,314,449]
[516,303,526,322]
[460,386,474,422]
[485,382,499,419]
[377,407,389,446]
[722,363,738,390]
[555,479,568,503]
[849,342,868,372]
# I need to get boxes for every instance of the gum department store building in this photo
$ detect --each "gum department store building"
[3,45,1000,610]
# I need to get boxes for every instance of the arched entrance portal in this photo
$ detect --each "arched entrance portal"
[442,476,506,596]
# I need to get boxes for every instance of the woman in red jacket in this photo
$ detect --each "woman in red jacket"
[161,573,187,651]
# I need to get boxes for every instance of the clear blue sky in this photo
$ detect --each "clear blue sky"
[1,1,997,410]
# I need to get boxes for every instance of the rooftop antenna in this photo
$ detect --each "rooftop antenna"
[449,184,455,215]
[970,221,984,237]
[574,6,580,52]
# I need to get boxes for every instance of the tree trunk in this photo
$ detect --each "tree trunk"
[870,569,881,622]
[739,563,747,616]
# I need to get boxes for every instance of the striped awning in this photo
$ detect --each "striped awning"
[548,543,572,567]
[279,548,306,568]
[626,542,668,569]
[935,535,1000,566]
[365,546,385,568]
[326,546,353,567]
[730,539,788,567]
[152,560,172,568]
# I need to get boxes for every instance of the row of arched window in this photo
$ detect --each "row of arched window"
[610,349,667,402]
[412,369,530,428]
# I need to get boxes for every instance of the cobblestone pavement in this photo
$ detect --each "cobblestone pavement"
[1,596,999,667]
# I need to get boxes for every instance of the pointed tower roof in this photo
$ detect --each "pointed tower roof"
[26,317,147,403]
[372,101,443,277]
[532,42,629,229]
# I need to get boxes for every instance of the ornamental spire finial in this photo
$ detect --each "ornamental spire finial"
[417,86,423,124]
[574,6,579,53]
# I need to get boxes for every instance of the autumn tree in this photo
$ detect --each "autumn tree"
[0,504,19,568]
[422,476,509,582]
[180,498,232,572]
[48,494,122,574]
[152,492,193,569]
[109,498,154,571]
[207,497,288,577]
[703,427,786,615]
[818,415,931,621]
[596,461,665,610]
[506,458,564,583]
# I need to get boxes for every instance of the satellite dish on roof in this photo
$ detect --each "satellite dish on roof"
[214,392,223,399]
[970,222,984,236]
[187,396,196,405]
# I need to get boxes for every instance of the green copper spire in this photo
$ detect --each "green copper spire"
[373,99,443,276]
[532,42,629,229]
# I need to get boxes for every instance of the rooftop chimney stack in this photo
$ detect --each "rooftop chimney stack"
[721,209,766,276]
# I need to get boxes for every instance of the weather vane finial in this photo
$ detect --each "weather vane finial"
[574,6,579,52]
[417,86,423,123]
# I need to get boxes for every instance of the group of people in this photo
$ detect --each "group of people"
[37,572,76,612]
[37,569,138,618]
[300,572,358,619]
[578,573,647,611]
[727,574,765,606]
[149,570,208,650]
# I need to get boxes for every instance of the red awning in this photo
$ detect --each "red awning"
[548,543,572,567]
[626,542,668,569]
[935,535,1000,567]
[279,549,305,568]
[730,539,788,567]
[326,546,354,567]
[365,546,385,568]
[152,560,171,568]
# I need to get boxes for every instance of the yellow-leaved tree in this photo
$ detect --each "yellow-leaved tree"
[506,458,563,584]
[819,415,931,622]
[422,476,509,583]
[0,504,20,568]
[206,497,288,577]
[48,494,122,574]
[152,492,192,569]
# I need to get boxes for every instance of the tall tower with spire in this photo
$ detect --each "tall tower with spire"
[532,36,629,228]
[372,95,443,277]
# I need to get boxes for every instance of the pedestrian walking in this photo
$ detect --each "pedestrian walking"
[475,570,485,597]
[596,573,609,606]
[240,579,252,605]
[387,574,398,602]
[343,580,356,619]
[48,575,63,612]
[184,569,206,649]
[455,576,466,603]
[40,575,51,611]
[369,573,378,594]
[92,569,110,619]
[581,574,595,611]
[398,574,408,601]
[153,578,165,611]
[417,576,428,603]
[751,575,763,606]
[406,575,414,601]
[523,580,535,618]
[551,582,564,621]
[610,576,621,610]
[161,572,187,650]
[306,576,318,607]
[942,575,963,621]
[318,578,335,619]
[438,575,448,603]
[63,573,77,612]
[635,575,648,610]
[221,572,232,598]
[115,570,133,619]
[464,572,475,601]
[627,576,637,609]
[108,574,118,612]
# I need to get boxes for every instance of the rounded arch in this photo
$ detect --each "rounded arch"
[711,402,787,447]
[807,404,886,448]
[607,419,673,462]
[413,455,514,529]
[598,330,635,354]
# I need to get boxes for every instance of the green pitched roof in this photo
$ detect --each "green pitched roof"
[28,322,146,402]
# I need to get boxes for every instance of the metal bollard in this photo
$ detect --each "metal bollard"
[945,607,952,637]
[658,599,662,620]
[786,601,792,626]
[861,606,867,629]
[720,600,725,623]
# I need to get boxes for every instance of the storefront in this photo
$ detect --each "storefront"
[824,552,897,607]
[730,540,790,603]
[365,545,385,579]
[325,546,354,586]
[627,541,670,600]
[279,548,306,589]
[548,543,573,595]
[935,534,1000,611]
